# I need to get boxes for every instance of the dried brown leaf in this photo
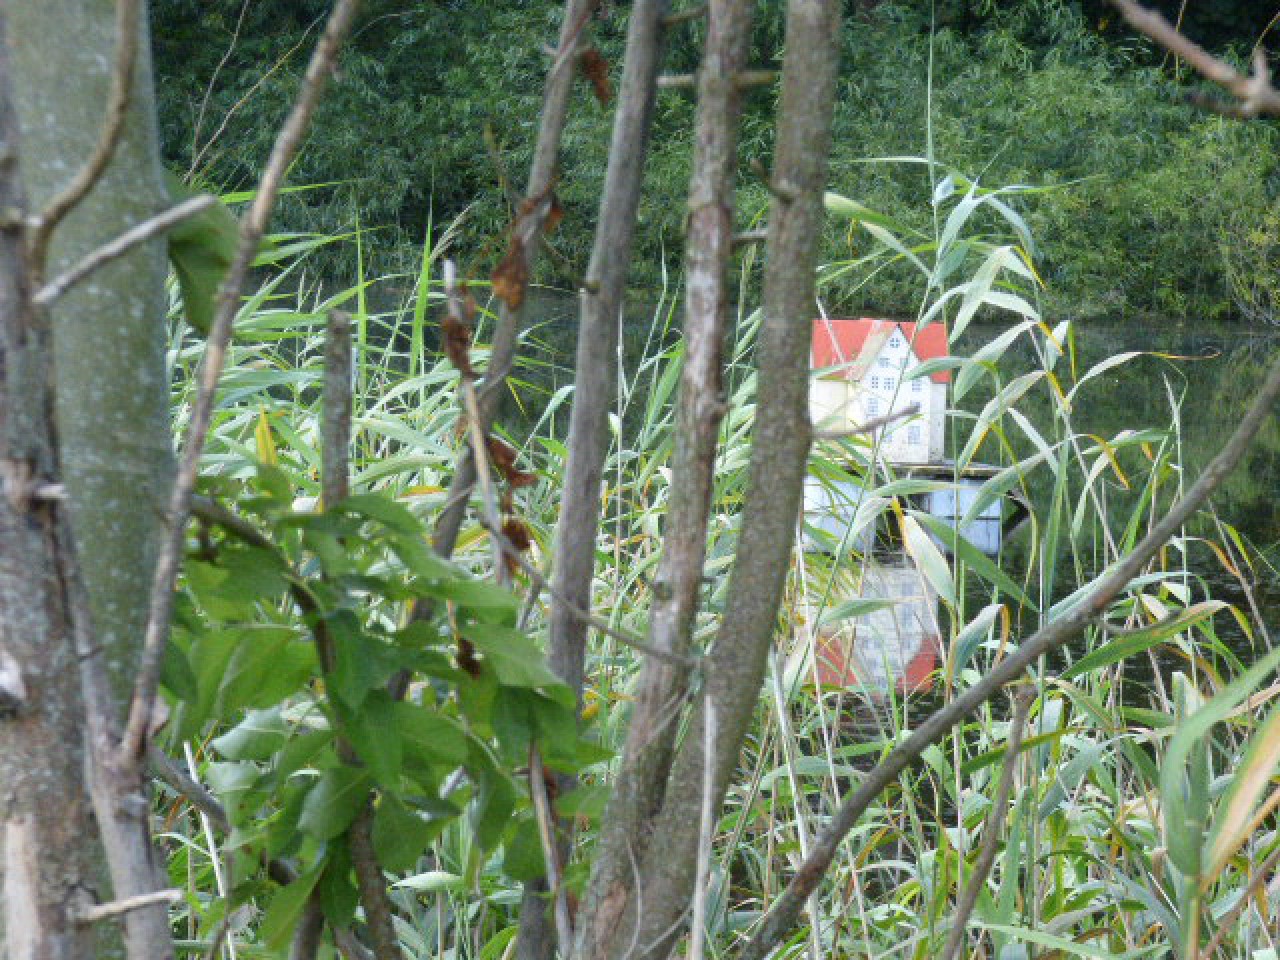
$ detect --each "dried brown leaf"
[486,435,537,488]
[545,191,564,236]
[441,310,473,377]
[491,235,529,310]
[579,47,613,105]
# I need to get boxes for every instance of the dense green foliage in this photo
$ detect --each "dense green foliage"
[156,189,1280,955]
[152,0,1280,321]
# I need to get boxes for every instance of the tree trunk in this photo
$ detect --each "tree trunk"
[8,0,173,702]
[576,2,842,957]
[0,17,97,959]
[6,3,177,957]
[526,4,672,957]
[571,2,754,956]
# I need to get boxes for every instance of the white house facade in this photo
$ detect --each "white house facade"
[811,318,950,465]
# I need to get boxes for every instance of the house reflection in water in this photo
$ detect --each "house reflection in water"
[805,318,1026,700]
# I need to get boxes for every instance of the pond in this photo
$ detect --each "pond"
[502,288,1280,680]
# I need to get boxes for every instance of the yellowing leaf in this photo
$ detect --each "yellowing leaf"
[255,408,278,466]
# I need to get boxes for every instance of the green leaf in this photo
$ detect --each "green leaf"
[326,610,380,709]
[427,578,521,624]
[1160,646,1280,877]
[212,707,289,761]
[272,729,334,784]
[260,868,322,951]
[463,625,568,690]
[1063,601,1226,680]
[343,691,403,787]
[218,627,316,716]
[950,603,1007,674]
[491,689,534,766]
[556,784,611,822]
[393,870,465,894]
[393,701,469,768]
[973,922,1163,959]
[165,172,238,336]
[900,514,956,607]
[531,693,584,772]
[913,511,1034,609]
[817,597,899,627]
[160,639,198,703]
[502,816,546,882]
[470,763,517,852]
[298,767,371,840]
[337,493,423,535]
[316,839,358,928]
[373,794,448,872]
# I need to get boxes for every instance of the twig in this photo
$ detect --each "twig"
[33,194,216,306]
[29,0,141,274]
[688,698,717,960]
[76,889,183,924]
[528,744,573,957]
[348,804,402,960]
[289,898,326,960]
[941,690,1034,960]
[120,0,363,767]
[812,403,920,441]
[737,336,1280,960]
[322,310,353,507]
[1112,1,1280,116]
[430,0,595,563]
[663,4,708,27]
[443,260,507,582]
[149,747,228,831]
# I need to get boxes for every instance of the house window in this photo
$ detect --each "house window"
[877,355,892,369]
[907,425,922,445]
[912,378,923,394]
[867,397,881,416]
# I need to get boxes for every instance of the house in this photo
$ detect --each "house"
[811,318,950,465]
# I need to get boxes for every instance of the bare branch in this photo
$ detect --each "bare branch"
[322,310,353,507]
[430,0,597,563]
[348,804,403,960]
[289,899,326,960]
[33,194,216,307]
[528,744,573,957]
[29,0,141,273]
[76,890,182,925]
[737,337,1280,960]
[812,403,920,441]
[941,690,1033,960]
[580,2,842,957]
[1112,0,1280,116]
[575,0,755,947]
[120,0,363,767]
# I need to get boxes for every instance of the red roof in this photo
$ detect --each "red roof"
[812,318,951,383]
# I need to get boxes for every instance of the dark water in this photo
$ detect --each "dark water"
[503,290,1280,674]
